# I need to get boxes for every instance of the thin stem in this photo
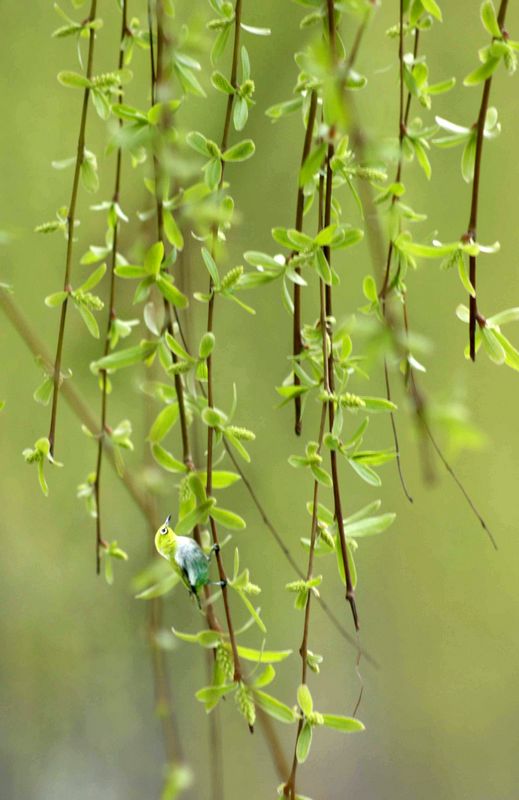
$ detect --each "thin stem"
[284,325,329,800]
[48,0,98,458]
[221,440,377,664]
[205,0,244,688]
[292,90,318,436]
[379,20,420,302]
[150,0,220,634]
[375,12,421,498]
[468,0,509,360]
[322,0,359,630]
[92,0,128,576]
[346,93,497,546]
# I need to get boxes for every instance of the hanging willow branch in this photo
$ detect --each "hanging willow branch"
[47,0,98,457]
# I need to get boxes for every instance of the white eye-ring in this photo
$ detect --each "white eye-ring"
[161,527,168,535]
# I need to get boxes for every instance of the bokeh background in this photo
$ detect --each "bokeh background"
[1,1,519,798]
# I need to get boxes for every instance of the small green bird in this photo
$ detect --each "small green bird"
[155,514,225,607]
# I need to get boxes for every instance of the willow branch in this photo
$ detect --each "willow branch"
[48,0,98,457]
[374,8,422,498]
[345,54,497,547]
[150,0,221,631]
[205,0,245,689]
[292,90,318,436]
[92,0,127,575]
[283,292,329,798]
[323,0,358,630]
[468,0,509,360]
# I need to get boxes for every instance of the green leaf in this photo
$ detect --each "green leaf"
[296,721,313,764]
[413,139,431,180]
[493,330,519,370]
[80,153,99,193]
[240,23,271,36]
[321,714,365,732]
[348,458,381,486]
[199,332,215,359]
[235,589,266,632]
[464,57,500,86]
[299,142,326,186]
[145,241,164,275]
[481,0,501,37]
[461,134,477,183]
[45,291,68,308]
[176,500,215,536]
[345,513,396,539]
[195,683,236,711]
[79,263,106,293]
[58,70,90,88]
[148,404,179,443]
[265,96,303,121]
[91,341,157,372]
[254,690,297,723]
[222,139,255,162]
[297,684,313,716]
[211,70,235,94]
[481,326,506,364]
[135,572,180,599]
[202,247,220,286]
[233,96,248,131]
[237,646,292,663]
[487,308,519,327]
[360,397,397,413]
[163,210,184,250]
[186,130,211,157]
[114,264,148,279]
[421,0,442,21]
[156,276,188,309]
[211,506,246,530]
[198,470,240,489]
[457,252,475,297]
[77,304,100,338]
[151,444,187,473]
[314,248,332,285]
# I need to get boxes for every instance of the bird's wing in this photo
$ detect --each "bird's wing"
[174,537,209,589]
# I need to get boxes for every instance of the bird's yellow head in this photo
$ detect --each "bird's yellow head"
[155,514,176,558]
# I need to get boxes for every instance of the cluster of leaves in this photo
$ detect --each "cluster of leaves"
[14,0,517,797]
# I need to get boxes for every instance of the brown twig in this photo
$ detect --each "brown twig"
[283,294,329,799]
[48,0,98,458]
[467,0,509,360]
[149,0,220,631]
[346,68,497,547]
[292,90,318,436]
[205,0,245,689]
[375,6,420,500]
[322,0,358,631]
[93,0,127,576]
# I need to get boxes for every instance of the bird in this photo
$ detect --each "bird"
[154,514,225,608]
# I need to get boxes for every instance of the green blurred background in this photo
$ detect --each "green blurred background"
[1,1,519,798]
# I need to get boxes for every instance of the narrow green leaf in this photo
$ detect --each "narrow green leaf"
[464,57,500,87]
[321,714,365,732]
[156,276,189,309]
[148,404,179,443]
[210,506,246,530]
[222,139,255,162]
[58,70,90,88]
[296,721,313,764]
[299,142,326,186]
[297,684,313,716]
[254,690,297,723]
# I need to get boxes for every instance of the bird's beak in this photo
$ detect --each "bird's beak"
[165,513,171,526]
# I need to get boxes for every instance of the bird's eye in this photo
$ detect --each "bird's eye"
[161,527,168,535]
